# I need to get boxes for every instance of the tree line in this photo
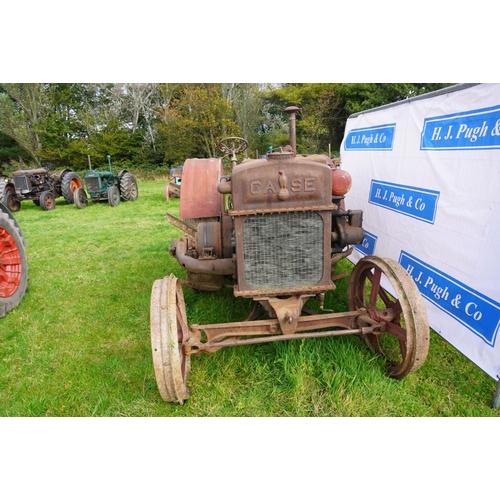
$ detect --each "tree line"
[0,83,451,175]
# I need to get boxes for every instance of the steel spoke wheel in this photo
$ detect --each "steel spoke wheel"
[150,274,191,403]
[348,256,429,379]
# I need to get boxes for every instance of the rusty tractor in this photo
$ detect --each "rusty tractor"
[164,166,182,200]
[151,106,430,403]
[0,202,28,317]
[2,160,84,212]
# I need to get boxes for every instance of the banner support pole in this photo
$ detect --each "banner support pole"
[492,377,500,409]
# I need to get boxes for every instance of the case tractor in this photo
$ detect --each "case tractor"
[151,106,430,403]
[74,155,139,208]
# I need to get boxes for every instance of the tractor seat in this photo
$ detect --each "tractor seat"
[12,168,47,176]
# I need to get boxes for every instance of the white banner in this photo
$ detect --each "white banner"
[341,83,500,380]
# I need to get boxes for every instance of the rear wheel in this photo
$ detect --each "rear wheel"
[150,275,191,403]
[0,210,28,317]
[164,185,171,200]
[4,192,20,212]
[40,191,56,211]
[108,185,120,206]
[74,188,88,209]
[119,172,138,201]
[61,172,84,203]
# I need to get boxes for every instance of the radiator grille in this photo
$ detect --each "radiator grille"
[13,176,30,192]
[85,177,100,192]
[243,211,324,290]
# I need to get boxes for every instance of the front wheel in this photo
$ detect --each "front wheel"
[348,255,429,379]
[74,188,88,209]
[150,275,191,403]
[40,191,56,211]
[108,185,120,207]
[4,192,20,212]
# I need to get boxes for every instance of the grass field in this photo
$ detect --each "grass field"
[1,179,498,417]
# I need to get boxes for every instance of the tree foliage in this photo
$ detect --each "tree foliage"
[260,83,453,154]
[0,82,453,171]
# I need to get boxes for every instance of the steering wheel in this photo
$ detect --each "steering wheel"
[217,137,249,156]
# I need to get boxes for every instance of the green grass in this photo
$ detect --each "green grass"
[1,180,498,417]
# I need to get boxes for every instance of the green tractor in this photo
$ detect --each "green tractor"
[74,155,139,209]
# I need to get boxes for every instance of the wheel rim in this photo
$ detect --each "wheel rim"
[43,194,55,210]
[5,193,20,212]
[109,187,120,206]
[0,226,22,297]
[70,178,83,193]
[75,188,87,208]
[150,275,191,403]
[348,256,429,379]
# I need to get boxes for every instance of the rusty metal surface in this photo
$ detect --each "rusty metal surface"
[179,158,223,219]
[185,309,368,354]
[195,221,221,259]
[284,106,300,153]
[166,213,197,237]
[230,157,334,213]
[173,238,235,276]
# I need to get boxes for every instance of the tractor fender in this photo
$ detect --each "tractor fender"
[53,168,71,179]
[117,169,129,178]
[179,158,224,219]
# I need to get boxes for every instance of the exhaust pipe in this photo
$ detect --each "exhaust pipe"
[285,106,300,155]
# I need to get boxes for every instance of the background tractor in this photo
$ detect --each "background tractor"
[2,160,83,212]
[151,106,430,404]
[0,202,28,317]
[74,155,139,208]
[164,166,182,200]
[0,173,16,204]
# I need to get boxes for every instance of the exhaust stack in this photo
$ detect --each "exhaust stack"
[285,106,300,155]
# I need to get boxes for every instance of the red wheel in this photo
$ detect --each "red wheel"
[0,210,28,317]
[348,256,429,379]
